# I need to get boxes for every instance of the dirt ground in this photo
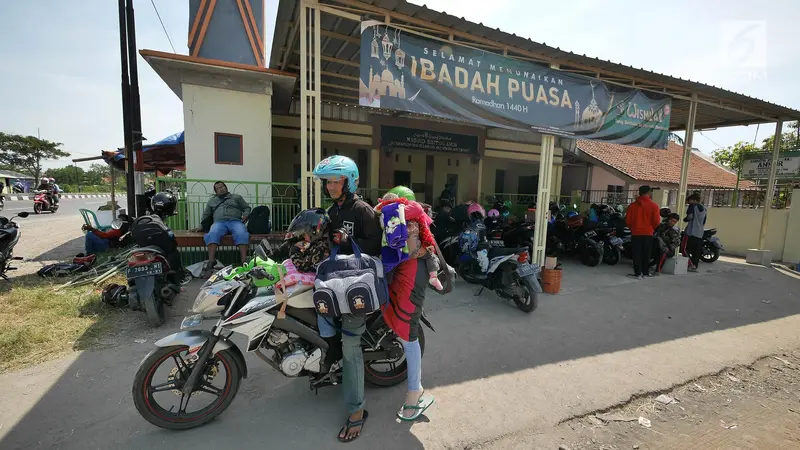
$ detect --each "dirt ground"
[551,350,800,450]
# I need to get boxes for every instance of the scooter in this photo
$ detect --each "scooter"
[456,223,541,313]
[33,190,59,214]
[0,212,30,280]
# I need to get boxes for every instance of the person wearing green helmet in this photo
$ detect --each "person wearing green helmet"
[385,185,416,201]
[376,186,438,420]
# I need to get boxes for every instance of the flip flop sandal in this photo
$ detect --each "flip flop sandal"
[338,410,369,443]
[397,394,435,422]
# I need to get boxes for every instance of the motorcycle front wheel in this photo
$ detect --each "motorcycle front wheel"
[132,345,242,430]
[33,203,42,214]
[579,242,602,267]
[364,325,425,387]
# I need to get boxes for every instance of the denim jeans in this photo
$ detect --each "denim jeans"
[399,338,422,392]
[84,232,110,255]
[317,314,366,414]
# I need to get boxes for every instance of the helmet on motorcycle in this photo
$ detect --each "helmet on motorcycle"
[567,211,579,218]
[386,185,416,201]
[151,191,177,216]
[467,203,486,222]
[286,208,331,243]
[312,155,359,195]
[49,177,56,183]
[503,200,512,209]
[487,209,500,218]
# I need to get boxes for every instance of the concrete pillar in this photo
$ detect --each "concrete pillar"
[676,94,698,220]
[369,148,379,190]
[533,134,556,266]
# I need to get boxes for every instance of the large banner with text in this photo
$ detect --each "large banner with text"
[359,21,672,149]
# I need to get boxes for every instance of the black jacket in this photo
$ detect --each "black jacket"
[327,194,382,256]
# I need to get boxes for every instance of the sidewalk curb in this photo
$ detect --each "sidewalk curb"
[3,194,127,201]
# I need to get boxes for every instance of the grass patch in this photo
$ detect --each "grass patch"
[0,273,127,373]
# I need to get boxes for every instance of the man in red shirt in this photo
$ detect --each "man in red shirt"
[625,186,661,279]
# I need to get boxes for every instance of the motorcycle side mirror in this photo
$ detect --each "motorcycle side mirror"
[17,212,29,218]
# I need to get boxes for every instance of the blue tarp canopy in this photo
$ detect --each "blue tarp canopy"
[102,131,185,172]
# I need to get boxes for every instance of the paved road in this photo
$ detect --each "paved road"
[2,198,112,220]
[3,198,113,276]
[0,259,798,449]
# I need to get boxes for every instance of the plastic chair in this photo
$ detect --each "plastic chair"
[79,209,111,232]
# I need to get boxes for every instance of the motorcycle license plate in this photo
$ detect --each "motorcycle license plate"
[517,263,540,277]
[584,230,597,238]
[127,262,163,279]
[610,237,623,246]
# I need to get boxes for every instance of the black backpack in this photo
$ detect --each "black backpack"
[130,214,176,253]
[247,205,271,234]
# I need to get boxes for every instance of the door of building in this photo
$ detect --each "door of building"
[394,170,411,189]
[446,174,459,203]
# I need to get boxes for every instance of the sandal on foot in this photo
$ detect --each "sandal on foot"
[338,410,368,443]
[397,394,435,421]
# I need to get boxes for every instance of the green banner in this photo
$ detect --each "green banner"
[359,21,672,149]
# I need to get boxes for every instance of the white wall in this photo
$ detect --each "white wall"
[181,82,273,227]
[182,83,272,185]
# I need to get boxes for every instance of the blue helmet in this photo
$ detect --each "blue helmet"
[312,155,359,194]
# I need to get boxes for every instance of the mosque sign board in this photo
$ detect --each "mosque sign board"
[380,125,479,155]
[359,20,673,149]
[742,151,800,180]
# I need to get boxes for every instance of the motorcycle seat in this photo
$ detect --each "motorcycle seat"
[488,246,527,258]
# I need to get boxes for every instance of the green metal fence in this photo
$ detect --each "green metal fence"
[155,177,301,232]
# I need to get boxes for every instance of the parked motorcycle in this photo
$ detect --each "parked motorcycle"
[33,190,58,214]
[0,195,4,212]
[122,215,188,327]
[548,213,605,266]
[681,228,723,263]
[456,223,541,313]
[132,244,430,430]
[0,212,29,280]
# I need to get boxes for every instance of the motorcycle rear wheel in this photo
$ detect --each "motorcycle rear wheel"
[701,244,720,263]
[364,326,425,387]
[132,345,242,430]
[602,244,621,265]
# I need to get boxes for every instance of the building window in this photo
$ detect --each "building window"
[214,133,243,165]
[606,185,624,204]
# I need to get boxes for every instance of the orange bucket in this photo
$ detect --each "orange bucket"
[541,268,562,294]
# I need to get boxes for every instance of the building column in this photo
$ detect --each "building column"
[299,0,322,209]
[676,93,698,220]
[369,148,379,190]
[757,121,783,250]
[533,134,556,266]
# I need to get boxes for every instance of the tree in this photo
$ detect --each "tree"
[45,166,86,185]
[0,133,70,182]
[711,141,759,173]
[760,121,800,153]
[86,163,109,185]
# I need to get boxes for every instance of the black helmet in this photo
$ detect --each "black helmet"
[151,191,177,216]
[286,208,330,243]
[659,207,671,218]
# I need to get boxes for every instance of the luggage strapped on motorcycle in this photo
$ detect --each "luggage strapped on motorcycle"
[312,240,388,318]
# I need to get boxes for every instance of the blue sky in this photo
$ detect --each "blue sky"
[1,0,798,171]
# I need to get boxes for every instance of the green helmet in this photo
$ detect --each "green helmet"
[386,185,416,201]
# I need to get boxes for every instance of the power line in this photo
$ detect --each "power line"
[150,0,176,53]
[698,131,724,151]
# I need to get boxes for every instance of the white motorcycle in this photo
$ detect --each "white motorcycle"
[131,244,432,430]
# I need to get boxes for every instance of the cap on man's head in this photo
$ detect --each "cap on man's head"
[638,185,652,196]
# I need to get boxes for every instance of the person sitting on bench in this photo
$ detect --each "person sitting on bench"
[199,181,251,276]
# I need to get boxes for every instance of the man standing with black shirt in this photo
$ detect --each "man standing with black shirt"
[312,155,382,443]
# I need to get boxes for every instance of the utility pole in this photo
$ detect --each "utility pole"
[125,0,147,216]
[118,0,136,216]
